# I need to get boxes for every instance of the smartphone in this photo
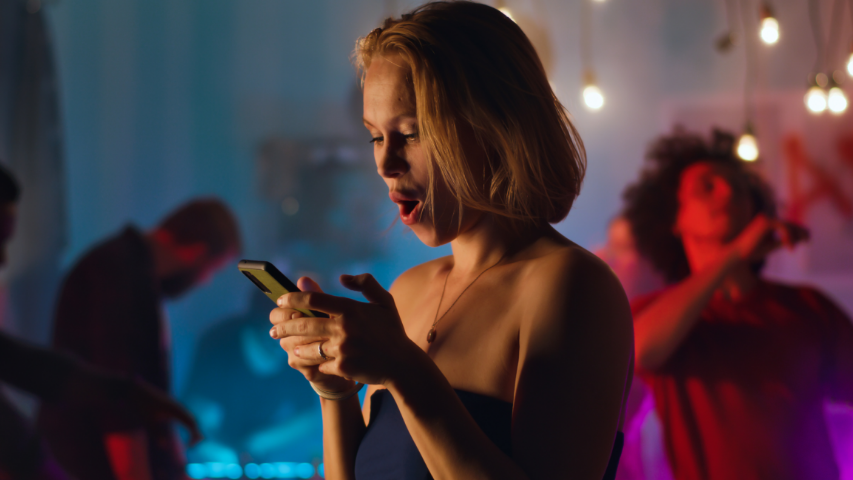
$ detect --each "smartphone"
[238,260,329,318]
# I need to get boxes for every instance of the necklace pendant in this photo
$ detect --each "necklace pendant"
[427,327,436,343]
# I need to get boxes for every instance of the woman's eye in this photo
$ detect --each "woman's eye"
[369,136,383,145]
[404,133,419,143]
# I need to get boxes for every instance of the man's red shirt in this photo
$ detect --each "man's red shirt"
[633,280,853,480]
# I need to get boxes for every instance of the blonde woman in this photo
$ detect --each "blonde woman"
[269,2,633,479]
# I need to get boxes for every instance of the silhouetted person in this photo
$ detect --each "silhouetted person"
[181,293,322,464]
[39,199,241,480]
[625,128,852,479]
[0,164,201,480]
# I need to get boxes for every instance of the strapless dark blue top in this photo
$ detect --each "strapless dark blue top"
[354,389,624,480]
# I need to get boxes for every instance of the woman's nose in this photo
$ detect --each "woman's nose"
[376,145,410,179]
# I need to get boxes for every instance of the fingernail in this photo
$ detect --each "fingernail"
[269,327,277,339]
[277,297,284,307]
[294,347,300,356]
[291,312,298,319]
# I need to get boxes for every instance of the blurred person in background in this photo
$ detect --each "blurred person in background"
[269,3,634,480]
[181,293,323,464]
[0,164,200,480]
[38,199,240,480]
[594,217,670,480]
[624,128,852,480]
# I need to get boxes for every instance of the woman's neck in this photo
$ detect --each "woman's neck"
[448,213,548,276]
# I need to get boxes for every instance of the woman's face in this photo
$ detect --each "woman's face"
[673,161,755,244]
[362,55,486,247]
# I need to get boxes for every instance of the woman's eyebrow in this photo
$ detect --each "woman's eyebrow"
[362,116,418,129]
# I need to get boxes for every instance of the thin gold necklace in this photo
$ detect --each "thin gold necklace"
[427,252,508,344]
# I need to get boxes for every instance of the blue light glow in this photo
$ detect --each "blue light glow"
[225,464,243,479]
[296,463,315,479]
[275,462,294,477]
[187,464,207,479]
[185,461,320,479]
[260,463,276,479]
[207,462,226,478]
[244,463,260,479]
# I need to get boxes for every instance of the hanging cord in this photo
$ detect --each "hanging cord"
[847,0,853,41]
[726,0,740,41]
[827,0,846,73]
[580,0,592,73]
[715,0,740,52]
[739,0,759,125]
[808,0,825,73]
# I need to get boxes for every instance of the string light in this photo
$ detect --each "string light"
[759,4,779,45]
[579,1,604,112]
[827,86,848,113]
[736,125,759,161]
[582,70,604,110]
[848,51,853,77]
[805,86,828,113]
[498,7,515,23]
[582,85,604,110]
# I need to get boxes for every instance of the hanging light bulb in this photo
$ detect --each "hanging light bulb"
[847,51,853,77]
[760,17,779,44]
[498,7,516,23]
[583,85,604,110]
[759,4,779,45]
[827,86,848,114]
[804,86,828,113]
[582,70,604,110]
[736,126,759,162]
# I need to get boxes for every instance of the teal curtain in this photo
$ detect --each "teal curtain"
[0,0,67,345]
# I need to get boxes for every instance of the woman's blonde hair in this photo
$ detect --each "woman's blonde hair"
[355,1,586,225]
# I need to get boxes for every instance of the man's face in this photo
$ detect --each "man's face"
[0,203,17,268]
[160,250,234,299]
[673,162,755,244]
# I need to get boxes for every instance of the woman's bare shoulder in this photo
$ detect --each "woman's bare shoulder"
[521,241,630,322]
[388,255,451,297]
[525,240,618,286]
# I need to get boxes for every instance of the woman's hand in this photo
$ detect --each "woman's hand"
[269,273,417,388]
[729,214,809,263]
[269,277,354,394]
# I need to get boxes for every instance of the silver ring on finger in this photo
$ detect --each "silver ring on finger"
[318,342,329,361]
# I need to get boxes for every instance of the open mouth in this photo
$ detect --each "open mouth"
[389,191,422,225]
[400,200,419,216]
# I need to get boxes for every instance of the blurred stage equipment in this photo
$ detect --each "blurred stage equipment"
[580,0,605,111]
[759,3,779,45]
